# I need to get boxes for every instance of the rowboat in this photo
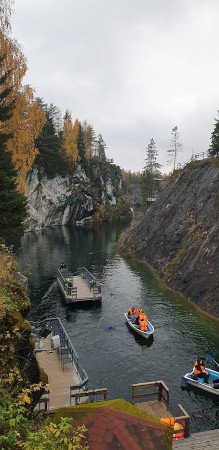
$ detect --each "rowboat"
[182,368,219,396]
[124,313,154,339]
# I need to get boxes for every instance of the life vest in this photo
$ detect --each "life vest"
[160,418,184,440]
[160,417,175,427]
[139,321,147,331]
[173,422,185,440]
[193,361,205,375]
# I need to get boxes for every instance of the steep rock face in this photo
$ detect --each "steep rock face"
[26,166,121,231]
[119,161,219,317]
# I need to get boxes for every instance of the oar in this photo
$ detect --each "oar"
[207,354,219,368]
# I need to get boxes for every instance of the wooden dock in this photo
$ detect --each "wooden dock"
[132,381,190,437]
[33,317,89,411]
[57,267,102,303]
[36,336,81,409]
[173,429,219,449]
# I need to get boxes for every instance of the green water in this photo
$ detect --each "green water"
[12,221,219,433]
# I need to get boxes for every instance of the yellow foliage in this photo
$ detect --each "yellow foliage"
[6,85,46,192]
[63,112,79,167]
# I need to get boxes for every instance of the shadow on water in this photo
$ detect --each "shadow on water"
[126,323,154,349]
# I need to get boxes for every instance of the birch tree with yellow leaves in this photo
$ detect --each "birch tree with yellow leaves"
[0,30,46,191]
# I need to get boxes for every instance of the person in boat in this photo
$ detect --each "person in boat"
[128,307,135,318]
[139,312,148,332]
[192,357,210,383]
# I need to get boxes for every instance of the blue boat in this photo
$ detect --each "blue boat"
[182,368,219,396]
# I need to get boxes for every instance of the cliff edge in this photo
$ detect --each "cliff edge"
[119,159,219,318]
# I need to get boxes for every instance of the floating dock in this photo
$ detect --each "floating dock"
[57,267,102,304]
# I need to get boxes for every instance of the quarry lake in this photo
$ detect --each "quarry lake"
[13,222,219,433]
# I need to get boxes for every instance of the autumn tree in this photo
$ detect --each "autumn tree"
[62,110,78,167]
[167,125,182,170]
[6,85,46,191]
[82,120,95,160]
[0,54,26,237]
[209,115,219,157]
[0,30,46,191]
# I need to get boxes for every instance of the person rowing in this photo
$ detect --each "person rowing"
[192,357,210,383]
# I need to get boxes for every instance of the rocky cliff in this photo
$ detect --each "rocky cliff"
[26,165,131,231]
[119,159,219,318]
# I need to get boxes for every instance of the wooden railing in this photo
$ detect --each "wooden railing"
[175,403,190,438]
[131,381,189,438]
[132,380,170,406]
[35,389,50,411]
[70,388,107,406]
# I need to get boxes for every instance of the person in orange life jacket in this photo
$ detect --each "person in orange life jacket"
[139,319,148,331]
[192,357,210,383]
[128,307,135,318]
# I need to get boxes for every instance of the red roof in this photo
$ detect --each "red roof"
[71,407,169,450]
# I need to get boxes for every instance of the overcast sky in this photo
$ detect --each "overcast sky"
[11,0,219,172]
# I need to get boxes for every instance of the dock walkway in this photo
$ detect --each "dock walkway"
[33,317,89,411]
[173,429,219,449]
[36,336,81,409]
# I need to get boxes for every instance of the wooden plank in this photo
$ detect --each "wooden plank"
[135,400,173,419]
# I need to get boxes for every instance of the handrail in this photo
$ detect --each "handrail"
[71,388,107,406]
[132,380,169,406]
[31,317,88,389]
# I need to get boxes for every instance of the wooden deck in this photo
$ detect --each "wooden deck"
[36,335,81,410]
[58,267,102,303]
[173,429,219,449]
[135,400,173,418]
[73,275,101,301]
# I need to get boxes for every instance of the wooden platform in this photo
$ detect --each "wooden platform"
[173,429,219,449]
[36,336,81,410]
[57,267,102,303]
[135,400,173,419]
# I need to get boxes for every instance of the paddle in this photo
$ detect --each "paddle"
[207,354,219,368]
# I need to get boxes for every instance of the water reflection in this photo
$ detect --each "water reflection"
[11,222,219,433]
[125,323,154,350]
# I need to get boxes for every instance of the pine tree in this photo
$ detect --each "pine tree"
[77,122,86,166]
[95,134,107,162]
[209,116,219,156]
[141,138,161,204]
[0,55,27,237]
[167,126,182,170]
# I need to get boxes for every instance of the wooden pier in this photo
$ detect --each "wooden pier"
[57,267,102,304]
[132,381,190,437]
[33,317,88,411]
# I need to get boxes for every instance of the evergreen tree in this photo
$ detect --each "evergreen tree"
[141,138,161,204]
[35,99,69,178]
[167,126,182,170]
[0,55,27,237]
[209,116,219,156]
[77,122,86,166]
[95,134,107,162]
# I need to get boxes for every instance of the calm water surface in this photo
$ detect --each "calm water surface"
[12,221,219,433]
